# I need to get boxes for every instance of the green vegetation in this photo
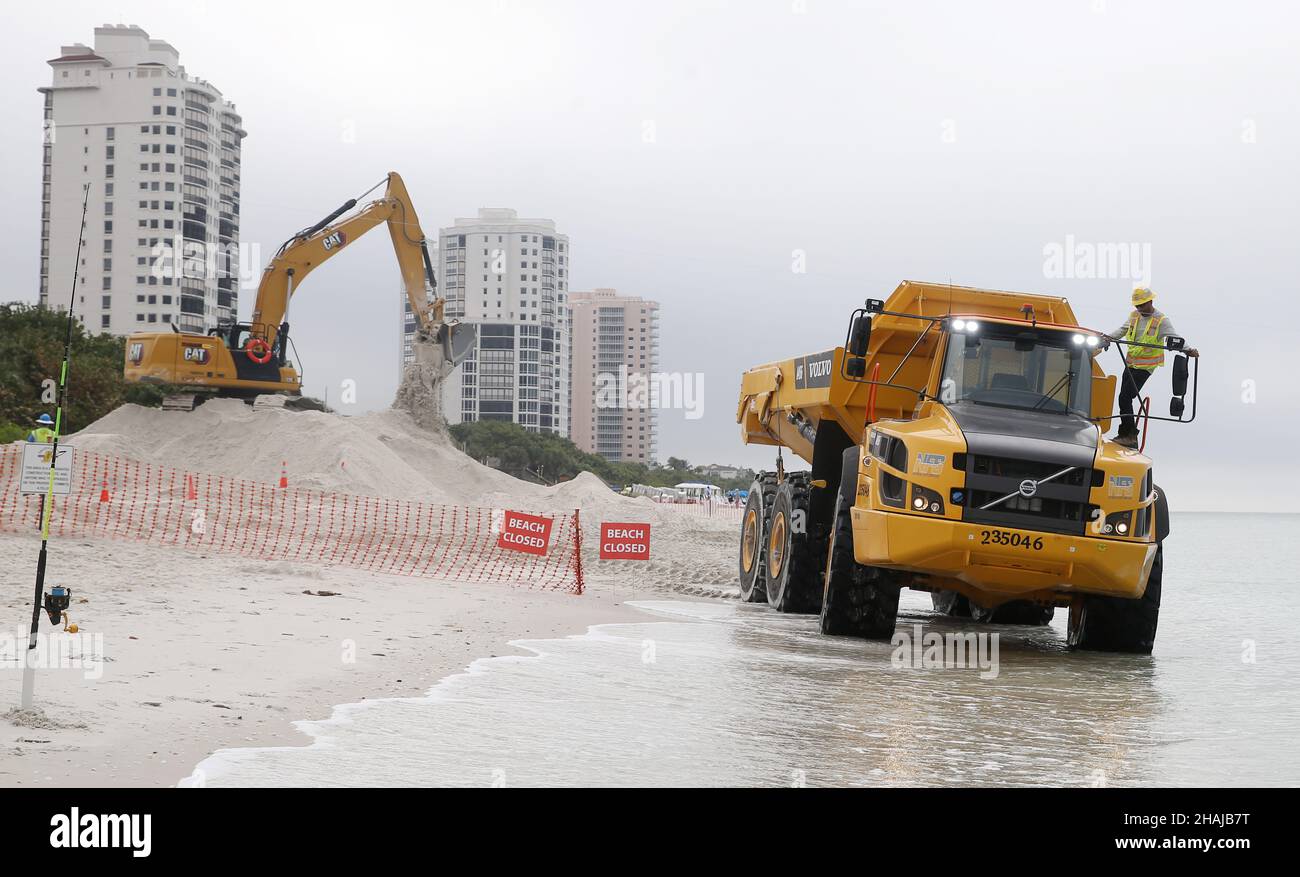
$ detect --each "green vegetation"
[448,420,754,490]
[0,303,171,437]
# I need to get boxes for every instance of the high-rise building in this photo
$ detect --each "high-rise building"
[39,25,246,335]
[569,289,660,463]
[401,208,571,435]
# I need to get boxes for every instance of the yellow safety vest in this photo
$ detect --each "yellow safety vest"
[29,427,55,444]
[1124,312,1166,371]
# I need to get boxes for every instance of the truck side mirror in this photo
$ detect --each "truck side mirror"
[1170,397,1186,418]
[848,315,873,357]
[846,356,866,378]
[1171,354,1189,397]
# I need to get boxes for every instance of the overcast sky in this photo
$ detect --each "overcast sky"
[2,1,1296,510]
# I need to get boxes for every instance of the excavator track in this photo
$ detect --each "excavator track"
[162,393,204,411]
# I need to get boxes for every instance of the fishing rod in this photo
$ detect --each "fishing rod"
[21,182,89,710]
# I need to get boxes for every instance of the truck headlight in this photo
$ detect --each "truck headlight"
[910,484,945,515]
[1104,510,1133,536]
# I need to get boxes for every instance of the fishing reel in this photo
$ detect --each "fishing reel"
[43,586,71,626]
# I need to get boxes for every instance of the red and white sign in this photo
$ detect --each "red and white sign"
[600,522,651,560]
[497,510,553,556]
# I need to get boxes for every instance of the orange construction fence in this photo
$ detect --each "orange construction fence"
[0,446,583,594]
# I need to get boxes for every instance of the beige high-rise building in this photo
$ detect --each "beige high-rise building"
[39,24,245,335]
[570,289,660,463]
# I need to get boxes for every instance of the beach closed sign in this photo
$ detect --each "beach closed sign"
[497,510,553,556]
[600,522,651,560]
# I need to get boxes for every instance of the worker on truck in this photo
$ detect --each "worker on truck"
[1105,287,1199,448]
[26,413,55,444]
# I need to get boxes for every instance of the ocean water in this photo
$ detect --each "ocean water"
[183,514,1300,787]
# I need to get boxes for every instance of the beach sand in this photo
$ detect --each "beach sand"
[0,506,739,786]
[0,531,671,787]
[0,402,742,786]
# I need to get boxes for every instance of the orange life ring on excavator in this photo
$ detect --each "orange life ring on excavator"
[245,338,273,364]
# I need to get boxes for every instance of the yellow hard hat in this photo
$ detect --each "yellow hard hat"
[1131,287,1156,306]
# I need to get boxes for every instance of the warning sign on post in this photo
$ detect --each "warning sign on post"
[497,510,553,556]
[20,444,74,496]
[600,522,651,560]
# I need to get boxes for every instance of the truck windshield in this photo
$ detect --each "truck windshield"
[939,324,1091,416]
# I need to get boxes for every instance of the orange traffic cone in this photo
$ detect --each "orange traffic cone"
[99,479,110,503]
[278,461,288,489]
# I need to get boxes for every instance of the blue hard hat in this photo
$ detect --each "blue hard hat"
[36,414,54,425]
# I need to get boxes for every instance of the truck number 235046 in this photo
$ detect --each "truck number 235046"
[981,530,1044,551]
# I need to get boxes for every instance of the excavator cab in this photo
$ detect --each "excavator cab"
[209,321,288,385]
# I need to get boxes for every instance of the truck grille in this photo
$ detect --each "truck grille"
[959,453,1095,535]
[966,454,1090,487]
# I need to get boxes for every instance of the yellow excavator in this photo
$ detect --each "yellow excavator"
[123,172,474,409]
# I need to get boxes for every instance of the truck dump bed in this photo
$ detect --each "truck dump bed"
[737,280,1093,465]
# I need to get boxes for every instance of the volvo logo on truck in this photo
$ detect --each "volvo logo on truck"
[794,351,835,389]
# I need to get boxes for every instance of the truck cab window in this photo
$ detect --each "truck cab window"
[941,325,1090,416]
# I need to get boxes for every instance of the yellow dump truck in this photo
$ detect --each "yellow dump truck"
[736,281,1197,653]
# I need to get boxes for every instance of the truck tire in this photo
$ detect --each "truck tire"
[738,474,776,602]
[819,448,900,639]
[765,475,822,614]
[968,599,1054,625]
[931,590,971,617]
[1067,544,1162,654]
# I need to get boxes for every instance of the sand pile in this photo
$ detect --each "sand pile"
[69,400,660,520]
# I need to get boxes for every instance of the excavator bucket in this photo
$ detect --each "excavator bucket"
[439,320,477,367]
